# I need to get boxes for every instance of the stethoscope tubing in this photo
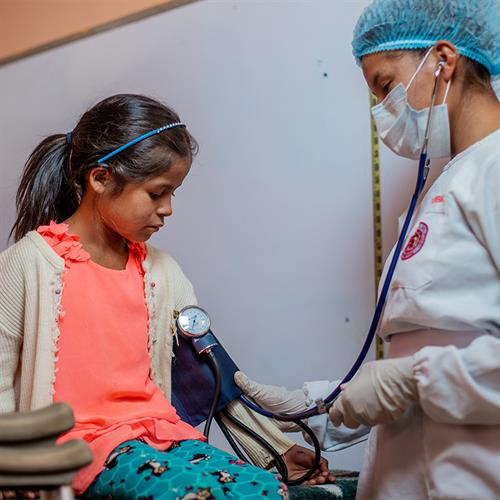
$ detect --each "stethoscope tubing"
[241,62,445,422]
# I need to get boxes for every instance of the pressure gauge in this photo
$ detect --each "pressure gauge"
[177,306,211,339]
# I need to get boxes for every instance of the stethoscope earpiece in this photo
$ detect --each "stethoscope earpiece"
[435,60,446,77]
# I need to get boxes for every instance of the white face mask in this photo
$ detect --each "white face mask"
[371,48,452,160]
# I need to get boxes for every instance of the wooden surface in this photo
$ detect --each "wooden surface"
[0,0,199,66]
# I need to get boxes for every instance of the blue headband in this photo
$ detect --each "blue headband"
[96,122,186,164]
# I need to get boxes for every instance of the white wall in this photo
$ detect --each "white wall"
[0,0,391,471]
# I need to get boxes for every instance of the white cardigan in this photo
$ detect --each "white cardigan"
[0,231,293,466]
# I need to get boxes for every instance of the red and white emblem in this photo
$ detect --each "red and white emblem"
[401,222,428,260]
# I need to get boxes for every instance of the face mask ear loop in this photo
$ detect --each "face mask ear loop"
[406,47,434,91]
[442,78,452,104]
[421,62,445,157]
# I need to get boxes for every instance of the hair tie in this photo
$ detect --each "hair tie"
[65,132,73,146]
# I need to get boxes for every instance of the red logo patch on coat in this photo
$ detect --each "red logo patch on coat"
[401,222,428,260]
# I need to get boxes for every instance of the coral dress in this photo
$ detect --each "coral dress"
[37,222,205,494]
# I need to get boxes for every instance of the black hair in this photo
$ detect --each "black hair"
[11,94,198,242]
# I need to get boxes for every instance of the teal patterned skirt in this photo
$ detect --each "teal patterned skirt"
[81,439,289,499]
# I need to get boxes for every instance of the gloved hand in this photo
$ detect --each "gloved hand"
[329,356,418,428]
[234,371,308,432]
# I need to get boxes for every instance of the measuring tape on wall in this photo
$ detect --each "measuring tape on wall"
[369,92,385,360]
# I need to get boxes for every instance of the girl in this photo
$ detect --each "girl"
[0,94,330,498]
[236,0,500,499]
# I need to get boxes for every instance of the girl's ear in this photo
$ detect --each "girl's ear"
[88,166,113,195]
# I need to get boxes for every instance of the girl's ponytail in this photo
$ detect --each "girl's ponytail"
[10,134,79,242]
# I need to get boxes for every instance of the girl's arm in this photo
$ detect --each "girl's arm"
[171,260,295,468]
[220,400,295,467]
[0,327,21,412]
[0,248,24,413]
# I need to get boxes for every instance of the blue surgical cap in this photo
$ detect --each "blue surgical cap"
[352,0,500,75]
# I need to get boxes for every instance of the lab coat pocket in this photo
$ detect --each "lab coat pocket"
[391,210,447,290]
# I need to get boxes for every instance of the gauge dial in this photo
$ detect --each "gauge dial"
[177,306,211,338]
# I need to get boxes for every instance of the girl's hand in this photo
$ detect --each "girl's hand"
[282,444,335,485]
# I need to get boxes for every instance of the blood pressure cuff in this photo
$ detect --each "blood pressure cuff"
[171,331,243,427]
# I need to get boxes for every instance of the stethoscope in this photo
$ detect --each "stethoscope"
[241,60,447,422]
[175,60,446,481]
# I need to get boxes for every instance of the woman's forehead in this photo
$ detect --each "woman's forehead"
[361,52,418,85]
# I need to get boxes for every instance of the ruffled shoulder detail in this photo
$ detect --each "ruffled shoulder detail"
[37,221,147,267]
[128,241,147,263]
[37,221,91,264]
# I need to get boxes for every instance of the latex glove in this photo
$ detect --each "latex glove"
[304,380,370,451]
[329,357,418,428]
[234,371,307,432]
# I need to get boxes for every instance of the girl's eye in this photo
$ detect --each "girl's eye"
[149,190,175,200]
[382,81,392,93]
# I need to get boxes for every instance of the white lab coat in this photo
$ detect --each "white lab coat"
[305,130,500,499]
[357,129,500,500]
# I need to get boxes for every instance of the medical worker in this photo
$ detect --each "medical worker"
[236,0,500,498]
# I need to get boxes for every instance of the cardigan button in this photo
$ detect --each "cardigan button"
[151,282,156,288]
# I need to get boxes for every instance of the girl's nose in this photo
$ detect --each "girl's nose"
[157,197,173,217]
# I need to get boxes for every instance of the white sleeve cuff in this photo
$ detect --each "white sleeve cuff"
[303,380,369,452]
